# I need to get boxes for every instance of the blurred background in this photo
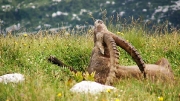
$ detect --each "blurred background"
[0,0,180,33]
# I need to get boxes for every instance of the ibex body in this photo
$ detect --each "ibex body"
[48,20,174,85]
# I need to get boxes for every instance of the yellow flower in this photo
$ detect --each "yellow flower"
[121,33,124,36]
[66,78,73,86]
[158,96,163,101]
[74,71,83,82]
[117,32,121,34]
[106,88,111,93]
[178,41,180,45]
[84,71,95,81]
[57,93,62,97]
[117,32,124,36]
[88,29,93,33]
[23,34,28,37]
[14,41,18,45]
[115,98,120,101]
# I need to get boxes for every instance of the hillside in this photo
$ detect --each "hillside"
[0,0,180,32]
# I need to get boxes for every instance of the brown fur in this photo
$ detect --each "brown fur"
[95,32,104,55]
[88,34,119,84]
[91,20,120,85]
[48,19,175,85]
[93,20,146,78]
[92,20,174,82]
[116,59,174,81]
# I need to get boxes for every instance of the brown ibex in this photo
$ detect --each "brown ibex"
[48,20,174,85]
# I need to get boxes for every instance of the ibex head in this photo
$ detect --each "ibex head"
[94,19,108,32]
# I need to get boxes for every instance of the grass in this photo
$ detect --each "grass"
[0,22,180,101]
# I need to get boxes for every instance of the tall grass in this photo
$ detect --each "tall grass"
[0,20,180,101]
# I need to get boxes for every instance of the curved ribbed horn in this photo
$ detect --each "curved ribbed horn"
[48,56,77,73]
[109,33,146,77]
[93,19,146,78]
[103,33,119,85]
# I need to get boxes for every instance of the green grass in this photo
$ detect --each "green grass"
[0,23,180,101]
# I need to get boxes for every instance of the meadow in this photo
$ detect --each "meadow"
[0,21,180,101]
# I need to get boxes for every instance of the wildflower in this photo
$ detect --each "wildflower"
[115,98,120,101]
[66,78,73,86]
[153,44,155,47]
[158,96,163,101]
[117,32,124,36]
[88,29,93,33]
[117,32,121,34]
[74,71,83,82]
[178,41,180,45]
[120,32,124,36]
[23,33,28,37]
[106,88,111,93]
[14,41,18,45]
[57,93,62,97]
[84,71,95,81]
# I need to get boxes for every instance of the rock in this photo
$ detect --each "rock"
[70,81,116,94]
[0,73,25,84]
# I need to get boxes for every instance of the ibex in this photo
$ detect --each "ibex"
[48,20,174,85]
